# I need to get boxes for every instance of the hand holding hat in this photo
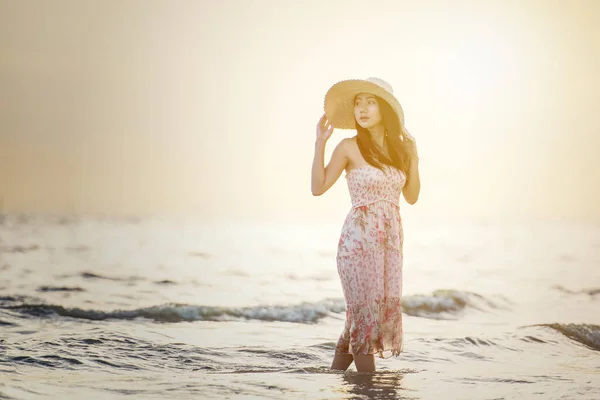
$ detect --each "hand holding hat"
[316,113,334,143]
[402,126,419,160]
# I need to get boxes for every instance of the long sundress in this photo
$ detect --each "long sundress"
[335,164,405,359]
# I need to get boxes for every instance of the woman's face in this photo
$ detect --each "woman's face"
[354,93,383,129]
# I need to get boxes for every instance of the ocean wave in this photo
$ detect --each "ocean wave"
[78,272,145,281]
[37,286,85,293]
[0,392,17,400]
[1,290,506,324]
[538,323,600,351]
[552,285,600,296]
[8,355,84,368]
[0,244,40,253]
[402,289,509,318]
[5,299,346,323]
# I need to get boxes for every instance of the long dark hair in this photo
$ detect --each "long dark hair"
[355,95,411,177]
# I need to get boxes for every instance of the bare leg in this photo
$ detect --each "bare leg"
[353,354,376,373]
[330,352,354,371]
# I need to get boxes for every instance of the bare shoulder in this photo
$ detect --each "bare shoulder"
[332,136,353,154]
[344,135,360,156]
[338,136,363,170]
[338,136,355,145]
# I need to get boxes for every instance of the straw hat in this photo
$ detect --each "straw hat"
[323,77,405,130]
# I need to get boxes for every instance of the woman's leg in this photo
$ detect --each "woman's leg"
[330,351,353,371]
[353,354,376,372]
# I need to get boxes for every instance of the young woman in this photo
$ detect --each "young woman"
[311,77,420,373]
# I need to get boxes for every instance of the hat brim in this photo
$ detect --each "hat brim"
[324,79,405,130]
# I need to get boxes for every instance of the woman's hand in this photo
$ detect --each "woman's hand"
[401,126,419,160]
[316,113,334,143]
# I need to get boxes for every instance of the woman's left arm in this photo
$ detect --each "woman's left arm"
[403,158,420,204]
[401,127,420,205]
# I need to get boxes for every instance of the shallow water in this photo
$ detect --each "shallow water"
[1,214,599,399]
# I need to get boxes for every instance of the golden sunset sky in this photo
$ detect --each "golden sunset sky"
[1,0,599,223]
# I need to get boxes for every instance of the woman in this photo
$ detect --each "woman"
[311,77,420,373]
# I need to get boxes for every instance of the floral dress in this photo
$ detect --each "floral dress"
[335,164,405,359]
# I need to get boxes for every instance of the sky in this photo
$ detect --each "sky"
[1,0,599,223]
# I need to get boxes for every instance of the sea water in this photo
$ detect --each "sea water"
[0,214,598,399]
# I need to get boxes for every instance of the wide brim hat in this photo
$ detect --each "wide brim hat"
[323,77,405,131]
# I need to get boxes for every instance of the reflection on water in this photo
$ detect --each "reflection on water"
[341,370,418,400]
